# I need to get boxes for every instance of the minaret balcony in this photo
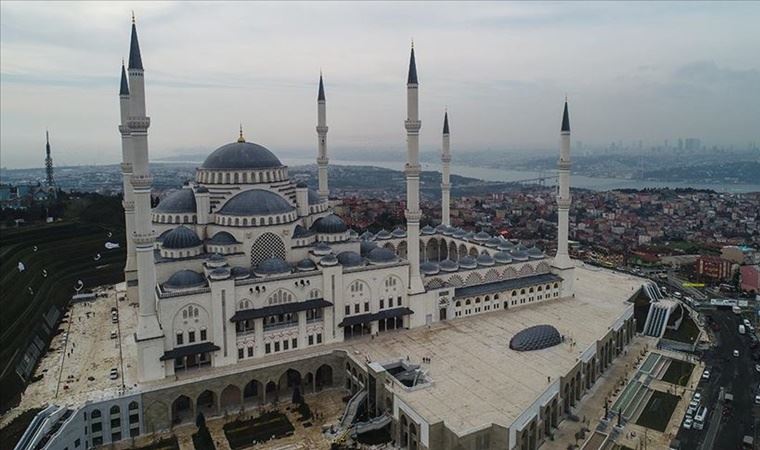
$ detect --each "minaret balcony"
[558,160,572,170]
[122,200,135,211]
[317,157,329,165]
[118,125,131,135]
[130,174,154,189]
[556,197,572,208]
[405,210,422,222]
[132,232,156,246]
[441,183,451,190]
[441,155,452,163]
[127,117,151,131]
[404,120,421,132]
[120,162,133,173]
[404,163,421,177]
[316,125,329,134]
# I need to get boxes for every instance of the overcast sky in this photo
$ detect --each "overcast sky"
[1,1,759,169]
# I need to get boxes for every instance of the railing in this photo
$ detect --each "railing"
[263,321,298,332]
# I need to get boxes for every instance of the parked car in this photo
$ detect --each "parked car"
[755,394,760,405]
[734,349,740,357]
[702,370,711,380]
[109,368,119,380]
[683,417,693,430]
[694,392,702,403]
[110,330,118,339]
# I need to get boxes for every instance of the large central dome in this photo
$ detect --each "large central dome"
[201,141,282,170]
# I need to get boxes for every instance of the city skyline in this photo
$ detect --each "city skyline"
[2,1,759,169]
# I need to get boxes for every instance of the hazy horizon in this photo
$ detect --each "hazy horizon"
[2,1,760,169]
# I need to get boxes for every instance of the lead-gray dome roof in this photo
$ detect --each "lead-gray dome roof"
[162,226,202,249]
[308,189,321,205]
[439,259,459,272]
[218,189,294,216]
[296,258,317,271]
[155,189,196,213]
[311,214,348,234]
[254,257,291,275]
[367,247,397,264]
[509,325,562,352]
[360,240,378,256]
[459,256,477,269]
[420,261,440,275]
[209,231,239,245]
[164,269,206,290]
[337,251,363,267]
[201,141,282,169]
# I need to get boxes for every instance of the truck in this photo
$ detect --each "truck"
[740,325,747,335]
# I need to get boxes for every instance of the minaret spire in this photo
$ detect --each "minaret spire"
[128,14,143,71]
[441,110,451,227]
[404,43,424,294]
[554,97,573,274]
[316,72,329,202]
[120,59,130,96]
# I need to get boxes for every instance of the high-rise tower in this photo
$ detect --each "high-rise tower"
[125,16,164,381]
[554,99,574,290]
[405,44,424,294]
[119,60,138,303]
[44,131,55,190]
[441,111,451,227]
[316,73,329,202]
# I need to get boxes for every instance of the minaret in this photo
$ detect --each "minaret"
[441,111,451,227]
[126,15,164,381]
[44,131,55,190]
[404,44,424,294]
[316,73,329,202]
[554,99,573,270]
[119,60,138,302]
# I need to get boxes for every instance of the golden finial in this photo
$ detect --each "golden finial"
[237,123,245,143]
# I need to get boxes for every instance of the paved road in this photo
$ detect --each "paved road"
[676,310,757,449]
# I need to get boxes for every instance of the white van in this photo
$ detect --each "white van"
[694,406,707,429]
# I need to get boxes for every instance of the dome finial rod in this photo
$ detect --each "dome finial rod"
[237,123,245,143]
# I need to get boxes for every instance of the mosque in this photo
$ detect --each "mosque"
[16,18,643,450]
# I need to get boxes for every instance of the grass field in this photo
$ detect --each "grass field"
[661,359,695,386]
[635,391,681,432]
[0,222,125,412]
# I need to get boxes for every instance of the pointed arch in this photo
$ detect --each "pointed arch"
[449,241,458,261]
[426,239,439,261]
[397,240,408,259]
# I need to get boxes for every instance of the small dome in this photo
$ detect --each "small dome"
[375,229,392,240]
[209,267,231,281]
[367,247,397,264]
[494,251,513,264]
[474,231,491,242]
[296,258,317,271]
[337,251,363,267]
[464,231,475,240]
[486,237,501,248]
[157,229,172,242]
[311,242,332,256]
[510,249,529,262]
[391,227,406,238]
[230,266,251,280]
[442,226,455,236]
[218,190,294,216]
[452,228,466,239]
[348,229,359,239]
[320,254,339,266]
[164,270,206,290]
[155,189,196,213]
[498,241,514,251]
[360,240,378,256]
[308,189,321,205]
[296,181,308,188]
[526,247,545,258]
[162,226,202,249]
[206,252,227,268]
[435,224,448,233]
[420,261,440,275]
[439,259,459,272]
[514,243,528,252]
[201,141,282,169]
[421,225,436,235]
[311,214,348,234]
[509,325,562,352]
[477,253,495,266]
[459,256,477,269]
[360,231,374,241]
[254,257,291,275]
[209,231,238,245]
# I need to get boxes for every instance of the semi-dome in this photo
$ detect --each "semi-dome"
[367,247,397,264]
[155,189,196,213]
[307,189,321,205]
[230,266,251,280]
[477,253,495,266]
[439,259,459,272]
[296,258,317,271]
[420,261,440,275]
[201,141,282,169]
[459,256,477,270]
[162,226,202,249]
[360,240,378,256]
[218,189,294,216]
[509,325,562,352]
[337,251,363,267]
[311,214,348,234]
[254,257,291,275]
[292,224,314,239]
[421,225,436,235]
[164,269,206,290]
[494,251,513,264]
[209,231,239,245]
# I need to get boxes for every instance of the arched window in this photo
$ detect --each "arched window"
[465,299,471,305]
[110,405,120,415]
[91,409,102,419]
